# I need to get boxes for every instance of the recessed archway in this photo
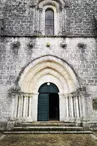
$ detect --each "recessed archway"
[19,55,80,94]
[18,55,80,121]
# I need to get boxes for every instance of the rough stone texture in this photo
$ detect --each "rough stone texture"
[0,0,97,129]
[0,0,96,36]
[0,37,97,125]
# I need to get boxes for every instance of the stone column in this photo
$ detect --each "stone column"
[81,94,87,126]
[65,95,69,121]
[39,8,42,34]
[69,95,74,119]
[11,94,18,120]
[16,94,24,120]
[32,93,39,121]
[75,96,79,118]
[28,95,32,119]
[62,7,67,35]
[59,94,66,121]
[78,95,82,118]
[39,8,43,35]
[23,94,28,118]
[25,94,33,122]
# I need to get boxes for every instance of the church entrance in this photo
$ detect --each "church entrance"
[38,83,59,121]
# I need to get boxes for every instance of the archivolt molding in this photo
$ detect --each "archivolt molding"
[24,68,68,93]
[18,56,79,94]
[37,0,68,9]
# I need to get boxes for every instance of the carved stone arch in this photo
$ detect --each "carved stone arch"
[37,0,60,9]
[18,55,80,94]
[37,0,69,9]
[37,0,63,5]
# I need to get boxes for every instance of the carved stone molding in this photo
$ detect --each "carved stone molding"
[37,0,70,9]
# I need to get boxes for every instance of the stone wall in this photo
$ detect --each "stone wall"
[0,0,97,129]
[65,0,97,36]
[0,0,97,36]
[0,37,97,128]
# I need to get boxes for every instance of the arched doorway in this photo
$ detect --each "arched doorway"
[17,55,83,122]
[38,82,59,121]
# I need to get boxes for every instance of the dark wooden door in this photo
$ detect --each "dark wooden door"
[38,83,59,121]
[38,93,49,121]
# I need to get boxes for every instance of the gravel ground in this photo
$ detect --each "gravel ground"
[0,133,97,146]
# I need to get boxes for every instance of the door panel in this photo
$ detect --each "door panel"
[38,94,49,121]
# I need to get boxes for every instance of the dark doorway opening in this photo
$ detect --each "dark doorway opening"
[38,83,59,121]
[49,93,59,120]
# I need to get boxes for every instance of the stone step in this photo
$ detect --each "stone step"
[4,122,92,134]
[5,122,92,134]
[13,126,83,131]
[4,130,92,134]
[15,122,79,127]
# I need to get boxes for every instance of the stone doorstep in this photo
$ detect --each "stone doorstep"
[6,125,89,133]
[12,127,84,132]
[6,121,93,134]
[13,126,83,130]
[4,131,92,134]
[14,126,83,128]
[15,122,79,127]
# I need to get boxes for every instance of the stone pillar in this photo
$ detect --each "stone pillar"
[32,93,39,121]
[25,94,33,122]
[65,95,69,121]
[76,96,79,118]
[81,94,87,127]
[23,94,28,118]
[39,8,42,34]
[69,95,74,119]
[39,8,43,35]
[59,94,66,121]
[11,94,18,120]
[28,95,32,119]
[78,95,82,118]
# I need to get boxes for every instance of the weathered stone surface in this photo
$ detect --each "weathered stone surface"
[0,0,96,36]
[0,0,97,129]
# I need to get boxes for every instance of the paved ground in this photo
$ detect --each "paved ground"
[0,133,2,137]
[0,132,97,146]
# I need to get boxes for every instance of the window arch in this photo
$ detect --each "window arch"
[45,8,54,36]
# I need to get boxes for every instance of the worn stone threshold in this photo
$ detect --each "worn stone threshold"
[15,121,78,127]
[4,131,92,134]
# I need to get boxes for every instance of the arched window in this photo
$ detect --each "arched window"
[45,8,54,36]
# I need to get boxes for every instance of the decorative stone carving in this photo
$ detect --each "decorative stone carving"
[8,85,21,96]
[46,42,50,47]
[60,42,67,48]
[27,41,34,49]
[37,0,70,8]
[11,41,20,55]
[77,43,86,53]
[78,43,86,49]
[12,41,20,49]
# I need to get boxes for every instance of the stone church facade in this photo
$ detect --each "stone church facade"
[0,0,97,130]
